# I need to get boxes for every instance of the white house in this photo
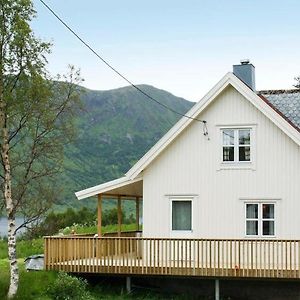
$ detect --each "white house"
[45,61,300,290]
[75,61,300,241]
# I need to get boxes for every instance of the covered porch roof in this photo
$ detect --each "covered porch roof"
[75,176,143,200]
[75,176,143,237]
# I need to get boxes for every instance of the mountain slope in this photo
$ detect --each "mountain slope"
[61,84,194,206]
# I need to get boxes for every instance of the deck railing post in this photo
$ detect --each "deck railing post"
[126,276,131,293]
[136,196,140,231]
[118,195,122,237]
[215,279,220,300]
[97,194,102,236]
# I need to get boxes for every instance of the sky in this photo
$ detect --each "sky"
[32,0,300,101]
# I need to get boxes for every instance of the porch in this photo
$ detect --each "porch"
[44,236,300,279]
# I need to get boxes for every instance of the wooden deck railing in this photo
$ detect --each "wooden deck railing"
[44,237,300,279]
[103,230,142,237]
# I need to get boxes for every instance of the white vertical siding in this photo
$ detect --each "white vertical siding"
[143,85,300,239]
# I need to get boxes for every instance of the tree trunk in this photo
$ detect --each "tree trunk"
[2,128,19,298]
[7,215,18,299]
[0,110,19,297]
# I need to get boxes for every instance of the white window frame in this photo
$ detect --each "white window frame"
[218,125,256,170]
[169,195,195,235]
[245,202,276,238]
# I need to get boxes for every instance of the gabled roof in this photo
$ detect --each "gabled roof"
[75,72,300,200]
[125,72,300,180]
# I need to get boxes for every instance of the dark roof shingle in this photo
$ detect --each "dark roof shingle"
[258,89,300,131]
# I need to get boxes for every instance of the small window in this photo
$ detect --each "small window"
[246,203,275,237]
[222,128,251,163]
[172,200,192,231]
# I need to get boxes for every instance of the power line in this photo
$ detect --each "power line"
[38,0,206,123]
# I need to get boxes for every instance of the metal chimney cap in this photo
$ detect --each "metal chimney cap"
[240,59,250,65]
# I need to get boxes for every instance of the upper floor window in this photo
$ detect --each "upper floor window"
[222,128,251,163]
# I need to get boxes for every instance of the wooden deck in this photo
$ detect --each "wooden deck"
[44,236,300,279]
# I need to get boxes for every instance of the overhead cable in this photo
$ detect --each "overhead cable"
[38,0,206,123]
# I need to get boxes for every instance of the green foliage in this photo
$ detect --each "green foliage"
[25,206,138,238]
[59,85,194,208]
[46,272,95,300]
[0,238,43,259]
[60,223,138,235]
[24,207,95,238]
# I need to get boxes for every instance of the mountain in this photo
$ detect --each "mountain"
[60,84,194,208]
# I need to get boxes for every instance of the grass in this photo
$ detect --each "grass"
[0,238,44,259]
[60,222,138,235]
[0,259,57,300]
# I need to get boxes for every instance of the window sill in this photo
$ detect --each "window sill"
[244,235,276,239]
[217,162,255,171]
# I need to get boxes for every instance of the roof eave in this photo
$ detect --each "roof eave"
[126,73,300,180]
[75,176,142,200]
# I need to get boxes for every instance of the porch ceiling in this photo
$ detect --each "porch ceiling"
[102,180,142,197]
[75,176,143,200]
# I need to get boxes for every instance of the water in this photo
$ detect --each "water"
[0,217,25,237]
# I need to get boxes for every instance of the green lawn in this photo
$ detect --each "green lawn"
[0,259,56,300]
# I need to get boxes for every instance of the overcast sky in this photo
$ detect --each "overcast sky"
[32,0,300,101]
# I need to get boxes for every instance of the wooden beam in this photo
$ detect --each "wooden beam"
[97,194,102,236]
[117,195,122,237]
[136,197,140,231]
[102,193,143,199]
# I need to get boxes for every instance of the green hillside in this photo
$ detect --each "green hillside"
[59,84,194,209]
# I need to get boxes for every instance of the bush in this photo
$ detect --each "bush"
[25,205,137,239]
[25,207,96,238]
[46,272,95,300]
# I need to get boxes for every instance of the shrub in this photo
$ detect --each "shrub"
[46,272,95,300]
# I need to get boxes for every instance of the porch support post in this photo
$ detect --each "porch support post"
[215,279,220,300]
[97,194,102,236]
[136,196,140,231]
[126,276,131,293]
[117,195,122,237]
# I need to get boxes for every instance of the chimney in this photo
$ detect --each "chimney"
[233,59,255,91]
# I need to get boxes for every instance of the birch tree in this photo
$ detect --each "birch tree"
[0,0,82,297]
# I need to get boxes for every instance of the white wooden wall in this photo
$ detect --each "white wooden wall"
[143,85,300,239]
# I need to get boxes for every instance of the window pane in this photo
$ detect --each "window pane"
[223,130,234,145]
[263,221,274,235]
[239,146,250,161]
[239,129,250,145]
[246,221,258,235]
[172,201,192,230]
[223,147,234,161]
[263,204,274,219]
[246,204,258,218]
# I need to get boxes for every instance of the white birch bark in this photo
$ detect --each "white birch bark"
[1,124,19,298]
[0,79,19,297]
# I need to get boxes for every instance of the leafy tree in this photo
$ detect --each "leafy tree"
[294,76,300,89]
[0,0,82,297]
